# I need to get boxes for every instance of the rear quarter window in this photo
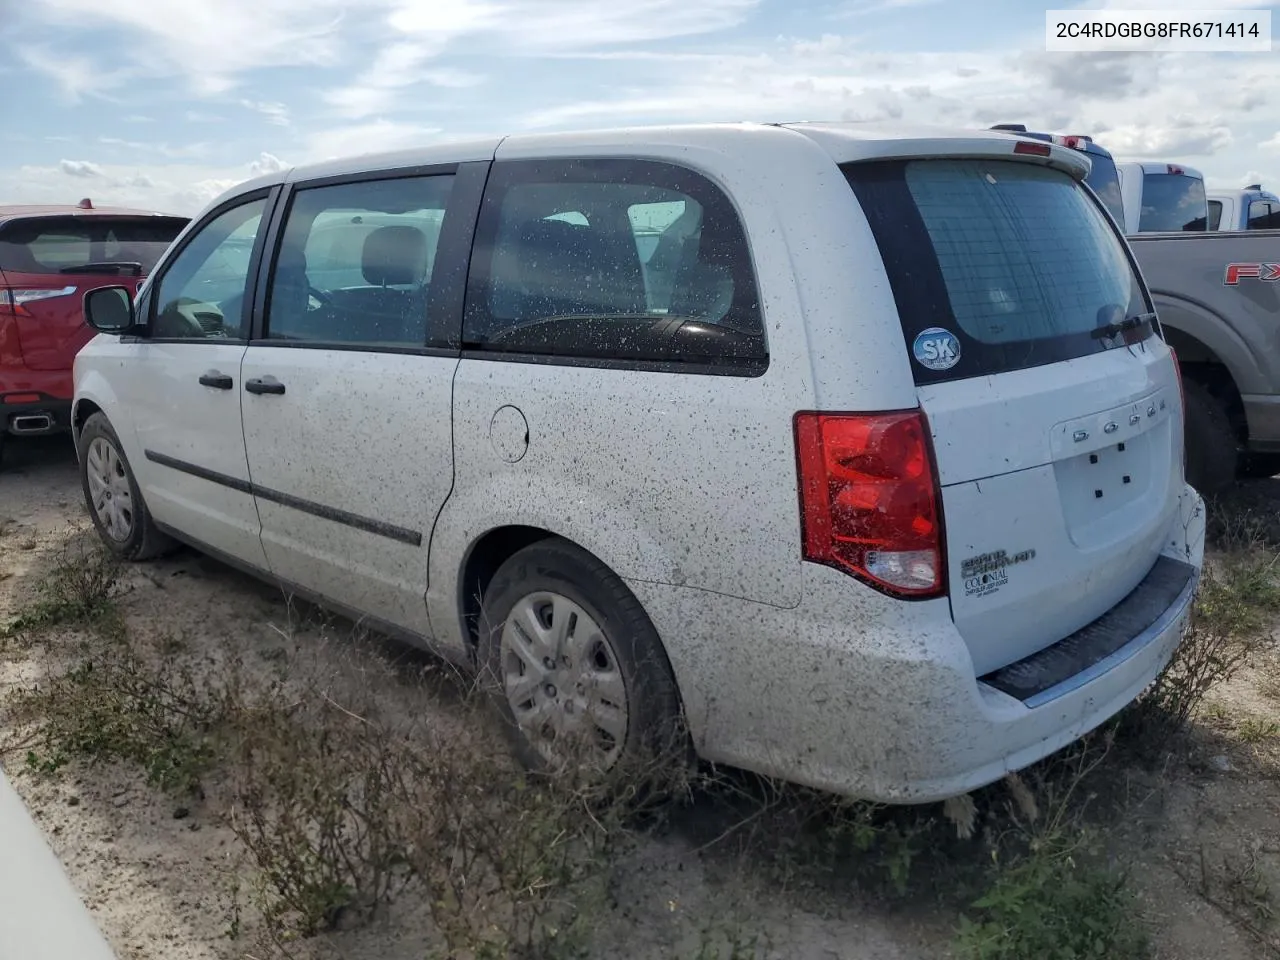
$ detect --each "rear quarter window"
[844,158,1150,385]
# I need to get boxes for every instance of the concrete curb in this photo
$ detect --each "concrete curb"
[0,768,117,959]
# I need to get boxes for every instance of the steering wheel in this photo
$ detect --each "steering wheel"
[307,284,333,309]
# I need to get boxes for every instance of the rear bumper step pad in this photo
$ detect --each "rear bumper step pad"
[979,554,1197,708]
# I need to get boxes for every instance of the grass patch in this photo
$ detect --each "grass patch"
[953,830,1148,960]
[0,533,122,638]
[1126,548,1280,752]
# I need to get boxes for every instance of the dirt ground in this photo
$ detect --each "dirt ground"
[2,434,1279,960]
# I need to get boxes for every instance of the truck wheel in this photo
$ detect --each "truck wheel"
[1182,379,1239,494]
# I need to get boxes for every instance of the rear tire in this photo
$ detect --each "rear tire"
[1182,378,1239,495]
[77,413,175,560]
[477,538,686,785]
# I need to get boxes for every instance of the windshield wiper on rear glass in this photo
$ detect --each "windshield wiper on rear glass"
[1092,311,1156,342]
[59,261,144,277]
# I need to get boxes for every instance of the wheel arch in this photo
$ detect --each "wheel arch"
[453,524,690,720]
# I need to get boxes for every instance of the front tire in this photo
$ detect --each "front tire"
[77,413,174,560]
[477,539,685,782]
[1182,379,1239,495]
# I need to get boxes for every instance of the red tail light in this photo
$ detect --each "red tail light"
[794,410,945,598]
[0,286,79,318]
[1013,141,1051,157]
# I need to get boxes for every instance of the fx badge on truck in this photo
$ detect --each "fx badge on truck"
[1224,263,1280,284]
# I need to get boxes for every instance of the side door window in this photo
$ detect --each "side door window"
[1207,200,1223,230]
[261,175,454,348]
[1248,200,1279,230]
[463,158,766,374]
[149,197,267,340]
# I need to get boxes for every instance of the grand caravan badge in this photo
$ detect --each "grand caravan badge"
[960,548,1036,599]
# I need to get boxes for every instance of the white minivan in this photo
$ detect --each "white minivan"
[73,122,1205,803]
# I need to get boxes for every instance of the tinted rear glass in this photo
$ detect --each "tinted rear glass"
[1138,174,1207,231]
[1082,152,1125,225]
[0,215,188,277]
[844,158,1149,385]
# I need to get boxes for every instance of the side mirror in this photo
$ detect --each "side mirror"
[84,286,136,334]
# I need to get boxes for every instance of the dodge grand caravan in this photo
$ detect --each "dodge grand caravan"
[72,122,1205,803]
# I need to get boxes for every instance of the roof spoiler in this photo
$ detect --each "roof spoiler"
[989,124,1027,132]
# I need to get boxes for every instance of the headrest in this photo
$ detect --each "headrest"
[362,225,428,287]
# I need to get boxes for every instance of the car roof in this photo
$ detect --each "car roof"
[0,204,186,225]
[208,120,1089,211]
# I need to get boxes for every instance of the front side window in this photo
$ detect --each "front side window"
[149,197,267,340]
[263,175,454,348]
[464,158,766,372]
[1247,200,1280,230]
[1138,173,1208,232]
[845,158,1149,384]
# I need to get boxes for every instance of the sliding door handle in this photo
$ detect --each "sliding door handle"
[244,377,286,396]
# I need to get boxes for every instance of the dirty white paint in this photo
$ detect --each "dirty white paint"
[74,121,1206,803]
[0,770,117,960]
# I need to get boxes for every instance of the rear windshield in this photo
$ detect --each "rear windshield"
[1138,173,1207,232]
[844,158,1150,385]
[0,215,188,277]
[1082,152,1125,226]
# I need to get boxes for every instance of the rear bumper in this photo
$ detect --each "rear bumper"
[0,392,72,436]
[630,482,1206,804]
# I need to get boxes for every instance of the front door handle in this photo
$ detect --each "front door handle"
[198,370,233,390]
[244,377,286,396]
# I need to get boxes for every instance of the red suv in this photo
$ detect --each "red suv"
[0,200,189,461]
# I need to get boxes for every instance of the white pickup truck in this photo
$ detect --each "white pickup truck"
[1116,161,1210,234]
[990,125,1280,492]
[1208,185,1280,231]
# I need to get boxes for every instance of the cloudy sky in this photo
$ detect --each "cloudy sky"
[2,0,1277,215]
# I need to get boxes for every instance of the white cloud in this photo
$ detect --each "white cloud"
[25,0,353,95]
[830,0,941,17]
[303,120,444,162]
[1261,132,1280,152]
[240,100,291,126]
[59,159,104,177]
[249,152,289,176]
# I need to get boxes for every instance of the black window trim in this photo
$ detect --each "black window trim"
[131,186,281,346]
[459,156,770,380]
[247,160,488,356]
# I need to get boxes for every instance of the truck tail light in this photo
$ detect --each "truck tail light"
[1013,141,1052,157]
[0,286,79,318]
[794,410,946,599]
